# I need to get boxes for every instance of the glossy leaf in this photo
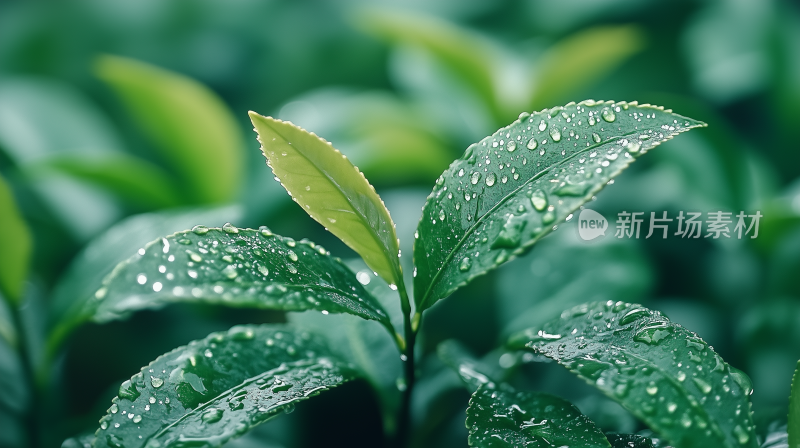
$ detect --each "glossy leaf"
[49,207,242,351]
[30,153,183,209]
[89,324,358,448]
[413,101,705,311]
[0,174,31,304]
[249,112,402,286]
[605,433,655,448]
[790,360,800,448]
[95,55,243,204]
[71,226,393,336]
[509,301,758,448]
[529,26,646,110]
[466,384,611,447]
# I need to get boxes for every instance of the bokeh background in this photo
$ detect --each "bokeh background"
[1,0,799,447]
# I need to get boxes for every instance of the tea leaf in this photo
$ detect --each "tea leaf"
[413,101,705,312]
[509,301,758,448]
[249,112,402,287]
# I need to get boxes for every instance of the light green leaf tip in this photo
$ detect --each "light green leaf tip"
[95,55,243,204]
[249,112,402,287]
[413,100,706,312]
[0,174,31,304]
[509,301,758,448]
[790,360,800,448]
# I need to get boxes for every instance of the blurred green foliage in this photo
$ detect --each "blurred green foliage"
[0,0,799,447]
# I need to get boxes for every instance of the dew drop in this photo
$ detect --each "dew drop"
[506,141,517,152]
[530,189,548,211]
[192,225,209,235]
[592,133,601,143]
[201,408,224,424]
[222,223,239,234]
[601,108,616,122]
[549,127,561,142]
[485,173,496,187]
[526,138,538,150]
[471,172,481,185]
[538,120,547,132]
[459,257,472,272]
[151,377,164,388]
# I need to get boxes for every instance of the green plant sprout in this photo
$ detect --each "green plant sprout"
[56,100,796,448]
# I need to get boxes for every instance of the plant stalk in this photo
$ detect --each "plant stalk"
[9,302,41,448]
[393,280,417,448]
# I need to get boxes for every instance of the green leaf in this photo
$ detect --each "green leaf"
[466,384,611,447]
[0,174,31,304]
[354,9,501,120]
[437,339,497,391]
[413,100,705,312]
[249,112,402,286]
[95,55,243,204]
[508,301,758,448]
[72,226,393,336]
[28,153,183,209]
[89,324,358,448]
[528,26,646,110]
[790,360,800,448]
[48,206,242,351]
[605,433,655,448]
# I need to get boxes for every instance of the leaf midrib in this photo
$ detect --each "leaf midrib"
[265,124,400,284]
[418,131,639,309]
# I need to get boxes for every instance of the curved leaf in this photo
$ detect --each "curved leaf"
[30,153,183,209]
[466,384,611,447]
[95,55,243,204]
[249,112,402,286]
[413,100,706,312]
[529,26,646,110]
[48,207,242,350]
[508,301,758,448]
[790,361,800,448]
[72,226,393,335]
[0,174,31,304]
[354,9,501,120]
[89,324,358,448]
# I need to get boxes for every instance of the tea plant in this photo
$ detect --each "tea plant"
[56,100,794,447]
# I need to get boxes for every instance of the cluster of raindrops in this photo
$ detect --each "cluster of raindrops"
[96,326,352,448]
[418,101,699,297]
[467,386,604,447]
[512,300,757,446]
[91,224,389,323]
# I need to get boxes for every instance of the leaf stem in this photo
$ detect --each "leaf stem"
[393,280,417,448]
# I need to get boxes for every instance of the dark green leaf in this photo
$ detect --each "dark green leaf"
[61,433,94,448]
[789,361,800,448]
[0,174,31,304]
[466,384,611,447]
[529,26,645,110]
[249,112,402,287]
[49,207,242,351]
[437,339,496,391]
[29,153,183,209]
[509,301,758,448]
[71,226,393,336]
[90,324,358,448]
[95,55,244,204]
[605,433,655,448]
[413,101,705,312]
